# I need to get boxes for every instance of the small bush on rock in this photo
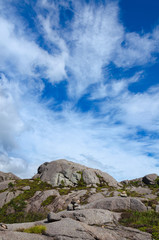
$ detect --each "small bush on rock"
[18,225,46,234]
[41,195,57,206]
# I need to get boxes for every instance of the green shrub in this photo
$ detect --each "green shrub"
[8,182,14,188]
[77,171,86,187]
[41,195,57,206]
[59,188,71,195]
[18,225,46,234]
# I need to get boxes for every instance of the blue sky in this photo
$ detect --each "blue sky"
[0,0,159,180]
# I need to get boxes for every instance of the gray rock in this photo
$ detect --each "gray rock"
[128,186,152,195]
[67,204,73,211]
[0,190,22,208]
[142,173,158,185]
[0,171,20,182]
[59,209,121,225]
[33,159,119,187]
[130,198,147,211]
[0,180,15,191]
[22,186,30,191]
[45,217,151,240]
[0,231,49,240]
[147,206,152,211]
[47,212,61,222]
[83,169,100,185]
[45,218,95,239]
[155,205,159,213]
[5,212,152,240]
[85,197,147,212]
[87,192,105,203]
[144,194,157,199]
[26,189,59,212]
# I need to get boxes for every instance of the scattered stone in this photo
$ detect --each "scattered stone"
[147,206,152,211]
[67,204,73,211]
[67,199,81,211]
[155,205,159,213]
[0,224,8,230]
[47,212,61,222]
[120,191,127,197]
[22,186,31,191]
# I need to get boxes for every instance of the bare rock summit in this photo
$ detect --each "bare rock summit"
[33,159,119,187]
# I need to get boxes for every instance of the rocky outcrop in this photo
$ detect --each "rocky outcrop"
[0,190,22,208]
[143,173,158,185]
[26,189,60,212]
[121,173,158,186]
[33,159,119,187]
[3,212,152,240]
[57,209,121,225]
[0,171,19,182]
[85,197,147,212]
[0,180,15,191]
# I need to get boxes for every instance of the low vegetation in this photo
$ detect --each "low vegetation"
[0,178,52,223]
[41,195,57,206]
[119,210,159,240]
[18,225,46,234]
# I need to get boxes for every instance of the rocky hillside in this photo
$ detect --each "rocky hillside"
[0,159,158,240]
[33,159,119,187]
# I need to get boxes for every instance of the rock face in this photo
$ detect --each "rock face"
[85,197,147,212]
[33,159,119,187]
[0,171,20,182]
[0,190,22,208]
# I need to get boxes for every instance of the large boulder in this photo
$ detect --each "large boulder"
[85,197,147,212]
[142,174,158,185]
[58,209,121,225]
[33,159,119,187]
[45,218,152,240]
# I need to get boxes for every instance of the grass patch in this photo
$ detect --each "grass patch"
[59,188,71,195]
[80,191,90,205]
[41,195,57,206]
[77,171,86,187]
[18,225,46,234]
[119,210,159,240]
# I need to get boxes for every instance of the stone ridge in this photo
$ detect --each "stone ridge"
[0,171,20,182]
[33,159,119,187]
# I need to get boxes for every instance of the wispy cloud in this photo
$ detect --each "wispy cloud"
[0,0,159,180]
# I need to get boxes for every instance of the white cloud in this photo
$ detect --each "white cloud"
[0,16,67,81]
[0,1,159,181]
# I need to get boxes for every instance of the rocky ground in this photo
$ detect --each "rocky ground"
[0,159,159,239]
